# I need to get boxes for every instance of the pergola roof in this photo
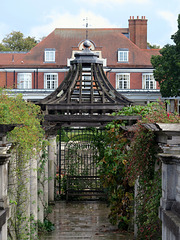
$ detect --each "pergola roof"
[39,40,133,127]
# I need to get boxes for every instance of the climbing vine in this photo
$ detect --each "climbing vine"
[0,89,45,239]
[99,101,180,239]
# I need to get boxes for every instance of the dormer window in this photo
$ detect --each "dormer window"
[118,49,129,62]
[44,48,55,62]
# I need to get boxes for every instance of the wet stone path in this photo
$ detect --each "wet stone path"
[39,201,134,240]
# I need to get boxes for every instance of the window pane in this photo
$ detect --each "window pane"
[143,74,155,89]
[150,81,154,89]
[118,51,128,62]
[45,73,58,89]
[119,52,123,61]
[124,81,127,89]
[116,74,130,89]
[124,52,128,61]
[45,51,55,62]
[17,73,32,89]
[119,81,122,89]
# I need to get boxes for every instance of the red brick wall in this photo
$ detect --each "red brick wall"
[130,73,142,89]
[4,70,159,90]
[129,17,147,49]
[6,72,15,88]
[156,82,160,89]
[0,72,6,88]
[108,72,116,88]
[35,72,66,88]
[37,73,44,89]
[58,72,65,85]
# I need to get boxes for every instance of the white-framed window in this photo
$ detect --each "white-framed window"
[118,49,129,62]
[116,73,130,89]
[142,73,156,89]
[17,73,32,89]
[44,49,55,62]
[82,73,91,89]
[44,73,58,89]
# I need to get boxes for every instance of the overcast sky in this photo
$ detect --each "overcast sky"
[0,0,179,47]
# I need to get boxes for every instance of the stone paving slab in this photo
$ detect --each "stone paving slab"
[39,201,134,240]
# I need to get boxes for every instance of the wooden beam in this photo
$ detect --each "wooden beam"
[45,103,124,111]
[44,114,141,123]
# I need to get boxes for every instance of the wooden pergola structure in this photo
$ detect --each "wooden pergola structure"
[38,41,140,200]
[39,40,135,128]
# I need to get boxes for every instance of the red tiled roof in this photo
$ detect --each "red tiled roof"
[0,28,160,68]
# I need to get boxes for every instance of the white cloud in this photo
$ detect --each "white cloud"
[78,0,149,4]
[158,11,178,35]
[29,10,118,39]
[0,23,11,42]
[77,0,150,6]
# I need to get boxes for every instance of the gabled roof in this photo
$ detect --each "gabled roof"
[0,28,160,68]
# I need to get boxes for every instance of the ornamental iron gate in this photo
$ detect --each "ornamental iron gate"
[55,127,106,201]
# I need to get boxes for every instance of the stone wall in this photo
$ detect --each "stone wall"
[0,132,57,240]
[156,123,180,240]
[0,135,10,240]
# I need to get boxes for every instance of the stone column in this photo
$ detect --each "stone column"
[17,156,31,239]
[0,152,10,240]
[156,123,180,240]
[48,136,56,204]
[44,144,49,207]
[30,156,38,238]
[37,151,44,223]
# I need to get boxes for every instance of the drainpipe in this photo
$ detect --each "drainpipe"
[13,70,15,88]
[36,68,38,89]
[105,69,112,81]
[34,70,36,89]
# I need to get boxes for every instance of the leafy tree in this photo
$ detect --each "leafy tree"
[0,43,11,51]
[147,42,160,49]
[1,31,37,52]
[151,14,180,97]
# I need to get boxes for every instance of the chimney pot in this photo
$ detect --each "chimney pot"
[137,16,139,19]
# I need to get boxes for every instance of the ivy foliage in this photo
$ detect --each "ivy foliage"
[99,101,180,239]
[0,89,44,240]
[99,122,133,230]
[0,89,44,149]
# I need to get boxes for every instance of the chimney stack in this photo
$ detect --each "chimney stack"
[128,16,148,49]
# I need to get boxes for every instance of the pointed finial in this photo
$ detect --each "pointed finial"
[83,40,91,48]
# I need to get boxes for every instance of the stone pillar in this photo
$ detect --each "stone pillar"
[7,150,17,240]
[167,99,176,113]
[30,156,38,238]
[156,123,180,240]
[0,152,10,240]
[48,136,56,203]
[17,157,31,239]
[37,151,44,223]
[44,144,48,207]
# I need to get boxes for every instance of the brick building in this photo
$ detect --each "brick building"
[0,16,161,104]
